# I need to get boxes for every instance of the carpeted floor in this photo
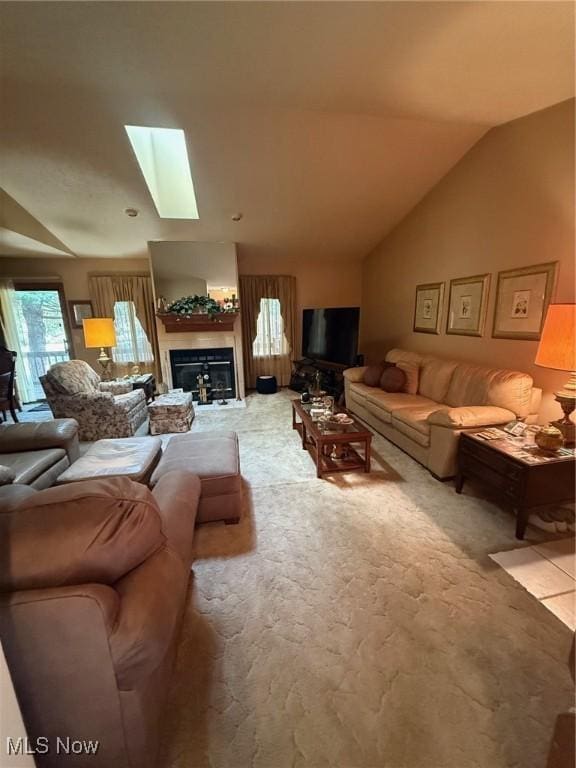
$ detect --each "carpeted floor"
[153,391,572,768]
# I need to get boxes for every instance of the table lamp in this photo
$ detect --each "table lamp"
[83,318,116,380]
[534,303,576,444]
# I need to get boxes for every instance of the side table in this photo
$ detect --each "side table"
[455,430,575,539]
[130,374,156,403]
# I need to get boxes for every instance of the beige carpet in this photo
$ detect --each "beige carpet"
[159,391,573,768]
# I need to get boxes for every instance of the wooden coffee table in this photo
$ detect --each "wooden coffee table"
[291,399,371,479]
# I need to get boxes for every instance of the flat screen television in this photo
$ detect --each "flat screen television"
[302,307,360,366]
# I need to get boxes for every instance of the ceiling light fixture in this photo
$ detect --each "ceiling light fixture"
[124,208,139,217]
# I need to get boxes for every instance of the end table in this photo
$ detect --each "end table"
[129,374,156,403]
[456,429,575,539]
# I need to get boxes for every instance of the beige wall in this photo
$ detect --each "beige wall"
[0,252,361,380]
[238,254,363,358]
[0,256,149,369]
[361,99,575,424]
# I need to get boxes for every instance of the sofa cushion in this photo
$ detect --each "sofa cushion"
[0,478,164,592]
[150,431,241,498]
[380,366,406,393]
[391,404,447,447]
[362,364,384,388]
[364,390,438,415]
[46,360,100,395]
[419,358,458,403]
[56,437,162,485]
[445,364,534,417]
[349,381,382,399]
[0,448,66,485]
[385,349,423,395]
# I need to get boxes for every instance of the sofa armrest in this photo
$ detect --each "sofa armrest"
[74,391,114,403]
[113,390,146,411]
[428,406,516,429]
[343,366,367,383]
[152,471,200,567]
[99,381,132,395]
[0,419,80,463]
[0,584,126,767]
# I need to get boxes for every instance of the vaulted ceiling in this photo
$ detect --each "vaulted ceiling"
[0,1,573,262]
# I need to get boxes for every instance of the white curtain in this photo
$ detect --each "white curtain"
[0,280,35,403]
[112,301,154,364]
[253,298,289,358]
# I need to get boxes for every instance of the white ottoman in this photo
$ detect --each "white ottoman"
[56,437,162,485]
[148,392,195,435]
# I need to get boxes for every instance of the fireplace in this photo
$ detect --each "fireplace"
[169,348,236,403]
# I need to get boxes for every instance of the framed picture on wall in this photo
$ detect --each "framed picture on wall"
[492,261,558,340]
[68,300,94,329]
[413,282,444,334]
[446,273,490,337]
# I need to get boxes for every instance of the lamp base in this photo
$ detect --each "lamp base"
[97,347,113,381]
[554,382,576,446]
[551,418,575,446]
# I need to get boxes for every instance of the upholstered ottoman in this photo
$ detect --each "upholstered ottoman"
[148,392,195,435]
[56,437,162,485]
[256,375,277,394]
[150,431,241,524]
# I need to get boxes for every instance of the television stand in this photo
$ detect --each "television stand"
[289,358,348,402]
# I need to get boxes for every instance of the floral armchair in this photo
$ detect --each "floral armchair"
[40,360,148,441]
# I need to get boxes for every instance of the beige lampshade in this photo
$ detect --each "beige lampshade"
[534,304,576,371]
[82,318,116,348]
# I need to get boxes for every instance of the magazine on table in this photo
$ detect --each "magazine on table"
[470,426,575,464]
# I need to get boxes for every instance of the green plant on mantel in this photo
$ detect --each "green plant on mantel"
[166,295,223,316]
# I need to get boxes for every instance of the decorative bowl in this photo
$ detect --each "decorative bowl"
[534,425,564,452]
[319,413,354,429]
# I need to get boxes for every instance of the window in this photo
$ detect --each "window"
[253,298,289,358]
[112,301,153,363]
[124,125,199,219]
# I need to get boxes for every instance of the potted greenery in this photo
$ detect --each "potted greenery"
[165,295,223,317]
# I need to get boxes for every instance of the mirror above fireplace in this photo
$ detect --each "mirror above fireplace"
[148,241,238,306]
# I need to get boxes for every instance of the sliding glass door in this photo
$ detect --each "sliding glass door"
[12,283,72,402]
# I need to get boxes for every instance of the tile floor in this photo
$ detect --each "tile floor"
[491,537,576,630]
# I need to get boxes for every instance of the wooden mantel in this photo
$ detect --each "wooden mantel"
[157,312,238,333]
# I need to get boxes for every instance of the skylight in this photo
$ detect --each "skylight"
[124,126,199,219]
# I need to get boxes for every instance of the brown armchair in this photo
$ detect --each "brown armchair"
[0,471,201,768]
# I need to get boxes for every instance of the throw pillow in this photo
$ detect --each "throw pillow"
[363,364,384,387]
[380,366,407,393]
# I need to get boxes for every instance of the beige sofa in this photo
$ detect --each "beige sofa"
[344,348,542,479]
